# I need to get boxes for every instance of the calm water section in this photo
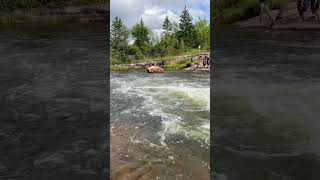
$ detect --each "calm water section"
[0,23,108,179]
[213,27,320,180]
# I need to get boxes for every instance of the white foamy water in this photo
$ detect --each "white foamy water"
[111,72,210,147]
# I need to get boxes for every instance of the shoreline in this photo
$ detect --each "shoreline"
[111,54,211,72]
[219,1,320,31]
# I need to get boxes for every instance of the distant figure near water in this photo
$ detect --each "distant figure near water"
[260,0,275,26]
[310,0,319,20]
[202,58,206,67]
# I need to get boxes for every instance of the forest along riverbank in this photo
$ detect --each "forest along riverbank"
[111,71,210,179]
[213,27,320,180]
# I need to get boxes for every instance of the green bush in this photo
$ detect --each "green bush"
[134,49,144,60]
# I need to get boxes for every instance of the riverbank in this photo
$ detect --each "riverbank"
[236,1,320,30]
[111,53,211,72]
[215,1,320,30]
[0,4,107,24]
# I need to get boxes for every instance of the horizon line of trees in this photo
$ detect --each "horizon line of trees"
[110,6,210,64]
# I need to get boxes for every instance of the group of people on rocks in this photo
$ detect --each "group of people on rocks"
[297,0,319,21]
[191,55,211,69]
[202,56,210,68]
[260,0,319,26]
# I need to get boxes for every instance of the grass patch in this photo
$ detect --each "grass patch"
[110,65,135,72]
[164,61,192,70]
[0,16,22,24]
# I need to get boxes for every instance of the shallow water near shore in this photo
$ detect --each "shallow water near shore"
[111,71,210,179]
[213,26,320,180]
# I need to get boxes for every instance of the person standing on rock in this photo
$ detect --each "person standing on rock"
[298,0,310,21]
[206,56,210,68]
[260,0,275,26]
[310,0,319,20]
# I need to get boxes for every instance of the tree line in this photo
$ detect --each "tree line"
[110,6,210,64]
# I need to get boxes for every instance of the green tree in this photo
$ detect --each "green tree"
[161,15,172,38]
[131,18,150,54]
[178,6,198,48]
[111,16,129,50]
[195,18,210,50]
[110,16,129,63]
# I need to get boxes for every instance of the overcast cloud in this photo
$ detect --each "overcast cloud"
[110,0,210,39]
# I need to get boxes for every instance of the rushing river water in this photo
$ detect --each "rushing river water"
[0,23,108,179]
[110,71,210,179]
[213,27,320,180]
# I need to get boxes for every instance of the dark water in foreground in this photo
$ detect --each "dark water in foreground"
[0,23,108,179]
[213,27,320,180]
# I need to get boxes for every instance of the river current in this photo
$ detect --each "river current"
[110,71,210,179]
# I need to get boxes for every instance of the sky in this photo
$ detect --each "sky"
[110,0,210,42]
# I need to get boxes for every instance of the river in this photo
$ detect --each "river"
[0,23,108,179]
[110,71,210,179]
[213,27,320,180]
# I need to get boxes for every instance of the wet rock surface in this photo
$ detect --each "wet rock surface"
[111,121,210,180]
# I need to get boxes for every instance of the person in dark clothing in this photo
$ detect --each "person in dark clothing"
[298,0,310,21]
[311,0,319,20]
[260,0,275,26]
[206,56,210,68]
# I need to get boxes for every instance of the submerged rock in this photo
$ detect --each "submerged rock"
[147,66,164,73]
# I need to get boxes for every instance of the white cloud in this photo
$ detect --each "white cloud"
[110,0,210,38]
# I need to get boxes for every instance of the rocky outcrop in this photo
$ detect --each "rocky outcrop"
[147,66,164,73]
[186,54,211,71]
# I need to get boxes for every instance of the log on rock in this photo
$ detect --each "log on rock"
[147,66,164,73]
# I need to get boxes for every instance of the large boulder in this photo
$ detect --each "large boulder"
[147,66,164,73]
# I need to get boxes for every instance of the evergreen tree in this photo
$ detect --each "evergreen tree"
[110,16,129,63]
[111,16,128,50]
[131,18,150,54]
[161,15,173,38]
[178,6,198,48]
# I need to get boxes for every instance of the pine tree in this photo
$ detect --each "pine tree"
[110,16,129,63]
[161,15,172,38]
[111,16,129,51]
[132,18,150,54]
[179,6,198,48]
